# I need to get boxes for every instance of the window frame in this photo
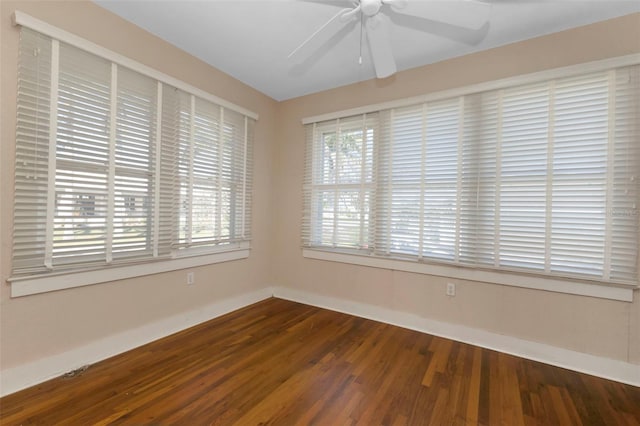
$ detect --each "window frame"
[307,117,376,250]
[9,12,257,297]
[303,55,640,302]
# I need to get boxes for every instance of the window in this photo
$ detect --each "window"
[377,100,461,261]
[303,115,376,249]
[166,90,251,253]
[12,26,255,286]
[303,64,640,289]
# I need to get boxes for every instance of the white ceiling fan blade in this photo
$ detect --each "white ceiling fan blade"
[382,0,408,8]
[365,15,396,78]
[288,8,354,62]
[390,0,491,30]
[298,0,354,5]
[341,5,362,22]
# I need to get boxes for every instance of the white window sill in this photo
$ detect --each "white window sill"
[9,248,250,297]
[302,249,636,302]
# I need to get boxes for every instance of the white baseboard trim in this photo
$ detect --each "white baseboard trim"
[272,286,640,387]
[0,287,273,397]
[3,286,636,397]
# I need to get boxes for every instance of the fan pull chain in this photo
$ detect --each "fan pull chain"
[359,13,364,65]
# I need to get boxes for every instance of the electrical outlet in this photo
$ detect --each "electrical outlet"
[446,282,456,297]
[187,272,195,285]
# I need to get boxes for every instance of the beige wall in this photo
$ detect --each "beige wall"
[0,0,278,370]
[273,13,640,364]
[1,0,638,384]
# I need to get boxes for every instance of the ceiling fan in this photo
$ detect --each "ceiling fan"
[288,0,493,79]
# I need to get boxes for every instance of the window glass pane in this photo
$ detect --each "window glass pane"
[192,99,221,244]
[13,28,53,272]
[460,91,499,266]
[549,72,608,277]
[308,116,375,249]
[54,43,111,264]
[53,172,107,262]
[173,94,250,249]
[422,99,458,261]
[498,83,548,270]
[389,106,421,255]
[320,131,337,185]
[113,67,156,257]
[610,66,640,282]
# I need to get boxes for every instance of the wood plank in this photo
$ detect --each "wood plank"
[1,298,639,425]
[465,345,483,423]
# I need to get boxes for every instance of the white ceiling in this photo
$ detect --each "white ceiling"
[94,0,640,101]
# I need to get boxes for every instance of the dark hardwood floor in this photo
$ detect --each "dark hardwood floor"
[1,297,639,425]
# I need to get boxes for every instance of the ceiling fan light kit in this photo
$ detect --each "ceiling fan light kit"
[289,0,492,79]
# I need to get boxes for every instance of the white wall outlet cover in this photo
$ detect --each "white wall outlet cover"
[446,282,456,296]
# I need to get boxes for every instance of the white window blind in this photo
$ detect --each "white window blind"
[376,99,461,261]
[114,67,158,259]
[303,65,639,287]
[12,27,254,278]
[171,93,251,250]
[303,114,376,250]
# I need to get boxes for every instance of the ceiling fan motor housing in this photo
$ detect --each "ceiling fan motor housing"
[360,0,383,17]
